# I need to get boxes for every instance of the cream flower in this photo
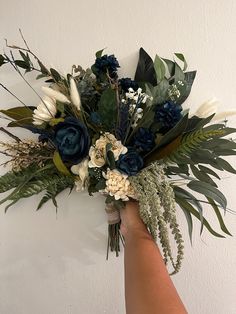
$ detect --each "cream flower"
[71,158,89,191]
[101,169,136,201]
[33,96,57,125]
[88,133,127,168]
[42,86,70,104]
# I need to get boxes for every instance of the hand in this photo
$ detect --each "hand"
[120,200,147,238]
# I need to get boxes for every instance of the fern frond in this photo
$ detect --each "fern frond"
[164,129,225,163]
[3,174,74,211]
[0,165,38,193]
[37,177,74,210]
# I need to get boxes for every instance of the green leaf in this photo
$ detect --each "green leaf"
[174,53,188,71]
[53,151,71,176]
[95,179,106,191]
[19,51,30,63]
[38,60,49,75]
[198,165,220,180]
[216,157,236,174]
[187,180,227,209]
[0,168,35,193]
[0,54,6,66]
[0,106,33,121]
[95,49,105,58]
[206,197,232,236]
[162,58,175,76]
[174,63,185,82]
[190,165,218,187]
[175,197,224,238]
[107,151,116,170]
[145,114,189,165]
[178,71,196,105]
[50,68,61,82]
[97,88,117,131]
[134,48,157,86]
[174,186,204,233]
[14,60,30,70]
[154,55,166,82]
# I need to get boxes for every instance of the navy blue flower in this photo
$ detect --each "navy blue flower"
[116,148,143,176]
[154,101,182,133]
[119,78,139,92]
[132,128,155,153]
[93,54,120,78]
[54,117,90,164]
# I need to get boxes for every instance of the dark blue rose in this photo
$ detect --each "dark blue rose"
[54,117,90,164]
[154,101,182,133]
[116,148,143,176]
[93,54,120,78]
[119,78,139,92]
[132,128,155,153]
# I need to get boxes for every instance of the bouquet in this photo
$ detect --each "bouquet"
[0,32,235,274]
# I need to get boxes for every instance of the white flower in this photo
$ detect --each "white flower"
[33,96,57,125]
[42,86,70,104]
[193,98,219,118]
[101,169,136,201]
[125,87,149,104]
[70,77,81,110]
[71,159,89,191]
[88,133,127,168]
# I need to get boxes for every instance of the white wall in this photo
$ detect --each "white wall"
[0,1,236,313]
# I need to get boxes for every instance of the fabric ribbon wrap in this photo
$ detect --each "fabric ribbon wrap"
[105,202,120,225]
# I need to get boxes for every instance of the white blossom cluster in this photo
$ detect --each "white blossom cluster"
[121,88,151,128]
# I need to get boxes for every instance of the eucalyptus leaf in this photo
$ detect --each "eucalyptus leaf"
[162,58,175,77]
[216,157,236,174]
[154,55,166,82]
[187,180,227,209]
[175,196,224,238]
[198,165,220,180]
[174,53,188,71]
[206,197,232,236]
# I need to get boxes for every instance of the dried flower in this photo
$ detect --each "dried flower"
[0,140,52,170]
[71,158,89,191]
[101,169,136,201]
[33,96,57,125]
[88,133,127,168]
[42,86,70,104]
[69,77,81,110]
[193,98,219,118]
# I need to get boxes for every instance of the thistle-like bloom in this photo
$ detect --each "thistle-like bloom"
[33,96,57,125]
[42,86,70,104]
[101,169,136,201]
[70,77,81,110]
[154,101,182,133]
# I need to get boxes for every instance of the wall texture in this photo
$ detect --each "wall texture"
[0,1,236,313]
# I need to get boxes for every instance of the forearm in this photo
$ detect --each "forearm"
[124,227,187,314]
